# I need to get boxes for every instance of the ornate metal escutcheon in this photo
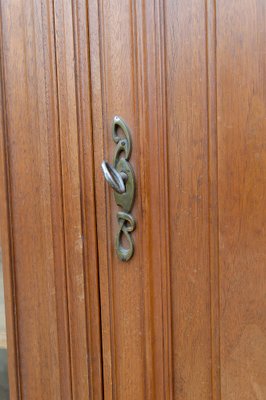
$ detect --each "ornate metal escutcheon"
[101,116,136,261]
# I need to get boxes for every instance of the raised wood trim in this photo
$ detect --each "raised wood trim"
[206,1,221,398]
[0,9,20,397]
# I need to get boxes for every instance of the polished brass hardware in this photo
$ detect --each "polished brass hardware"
[101,161,127,194]
[116,211,136,261]
[101,116,136,261]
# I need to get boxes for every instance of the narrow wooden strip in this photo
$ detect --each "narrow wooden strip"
[206,0,221,399]
[71,0,103,397]
[87,0,114,397]
[0,7,21,397]
[156,0,173,397]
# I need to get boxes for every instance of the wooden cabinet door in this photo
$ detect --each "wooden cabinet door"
[0,0,265,399]
[88,0,266,398]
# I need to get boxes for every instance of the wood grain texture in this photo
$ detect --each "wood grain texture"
[0,0,102,398]
[0,0,265,398]
[0,0,68,397]
[88,0,173,398]
[142,0,173,397]
[53,0,103,398]
[88,0,149,397]
[70,0,104,397]
[0,11,20,398]
[164,0,212,398]
[217,1,266,398]
[206,1,221,398]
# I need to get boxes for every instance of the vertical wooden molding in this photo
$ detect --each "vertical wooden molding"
[135,0,173,397]
[97,0,118,397]
[87,0,115,397]
[47,2,74,398]
[206,0,221,399]
[0,6,21,397]
[53,0,104,398]
[71,0,103,397]
[133,1,155,398]
[155,0,173,397]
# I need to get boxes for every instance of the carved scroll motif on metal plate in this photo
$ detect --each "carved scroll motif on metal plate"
[101,116,136,261]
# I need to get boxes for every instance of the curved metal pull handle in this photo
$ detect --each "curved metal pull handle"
[101,161,127,194]
[101,116,136,262]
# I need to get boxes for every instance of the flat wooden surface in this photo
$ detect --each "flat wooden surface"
[217,1,266,398]
[164,1,212,397]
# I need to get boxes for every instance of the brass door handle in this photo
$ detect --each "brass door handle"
[101,161,127,194]
[101,116,136,261]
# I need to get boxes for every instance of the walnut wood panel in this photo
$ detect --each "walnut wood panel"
[88,0,153,397]
[88,0,172,398]
[164,1,213,398]
[87,0,224,398]
[53,0,103,398]
[0,0,68,397]
[217,1,266,398]
[0,0,265,399]
[0,0,102,399]
[0,16,20,399]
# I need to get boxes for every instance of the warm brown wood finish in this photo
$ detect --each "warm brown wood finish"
[0,0,265,399]
[217,1,266,398]
[88,0,174,397]
[164,1,212,397]
[0,0,102,399]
